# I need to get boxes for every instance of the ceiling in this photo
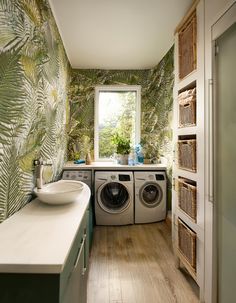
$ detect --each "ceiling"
[49,0,193,70]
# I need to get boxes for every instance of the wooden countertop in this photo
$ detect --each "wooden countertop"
[0,184,90,274]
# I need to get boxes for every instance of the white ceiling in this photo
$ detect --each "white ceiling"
[49,0,193,70]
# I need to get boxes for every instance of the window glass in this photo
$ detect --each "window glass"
[95,86,140,160]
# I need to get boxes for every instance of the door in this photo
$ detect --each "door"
[140,183,162,207]
[214,15,236,302]
[98,182,130,213]
[62,234,87,303]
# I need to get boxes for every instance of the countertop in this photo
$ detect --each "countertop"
[64,161,167,171]
[0,184,91,274]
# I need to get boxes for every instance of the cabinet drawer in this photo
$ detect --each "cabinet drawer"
[59,212,87,301]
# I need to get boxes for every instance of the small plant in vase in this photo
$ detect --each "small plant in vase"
[112,133,131,165]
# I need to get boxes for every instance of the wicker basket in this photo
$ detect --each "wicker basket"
[178,218,196,270]
[178,178,197,221]
[178,139,196,172]
[178,11,197,79]
[178,88,196,127]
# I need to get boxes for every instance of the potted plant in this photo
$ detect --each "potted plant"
[112,133,131,165]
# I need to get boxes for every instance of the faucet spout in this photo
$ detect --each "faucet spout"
[34,159,52,190]
[37,165,44,189]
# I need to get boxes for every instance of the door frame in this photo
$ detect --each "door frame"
[211,3,236,302]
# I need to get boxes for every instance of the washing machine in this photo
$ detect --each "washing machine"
[95,171,134,225]
[134,171,167,223]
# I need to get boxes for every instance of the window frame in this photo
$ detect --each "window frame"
[94,85,141,161]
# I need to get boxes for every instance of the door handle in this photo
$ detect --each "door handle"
[74,234,86,270]
[208,79,214,203]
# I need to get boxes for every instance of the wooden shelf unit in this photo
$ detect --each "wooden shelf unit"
[172,0,205,301]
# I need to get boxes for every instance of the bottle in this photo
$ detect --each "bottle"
[128,149,135,166]
[137,150,144,164]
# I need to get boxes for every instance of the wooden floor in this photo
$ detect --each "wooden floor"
[87,222,199,303]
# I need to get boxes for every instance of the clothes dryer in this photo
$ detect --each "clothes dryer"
[134,171,167,223]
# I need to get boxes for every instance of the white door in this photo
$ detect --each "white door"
[212,4,236,301]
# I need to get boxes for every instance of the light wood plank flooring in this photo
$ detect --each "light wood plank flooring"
[87,222,199,303]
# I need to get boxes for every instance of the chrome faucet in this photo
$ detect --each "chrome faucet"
[34,158,52,189]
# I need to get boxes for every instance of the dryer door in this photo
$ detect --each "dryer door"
[140,182,163,208]
[98,182,130,214]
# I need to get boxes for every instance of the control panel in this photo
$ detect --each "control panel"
[62,170,92,189]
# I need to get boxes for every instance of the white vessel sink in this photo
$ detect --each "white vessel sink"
[34,180,84,205]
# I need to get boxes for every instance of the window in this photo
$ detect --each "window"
[95,86,141,161]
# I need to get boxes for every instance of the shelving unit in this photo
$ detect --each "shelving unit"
[172,0,205,302]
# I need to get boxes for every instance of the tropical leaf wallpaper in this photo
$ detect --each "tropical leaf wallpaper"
[0,0,70,222]
[69,47,174,207]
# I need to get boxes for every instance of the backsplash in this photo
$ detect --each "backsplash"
[0,0,70,222]
[69,47,174,207]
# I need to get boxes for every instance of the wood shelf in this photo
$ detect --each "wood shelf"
[177,126,197,136]
[173,168,198,182]
[172,1,205,299]
[176,70,197,91]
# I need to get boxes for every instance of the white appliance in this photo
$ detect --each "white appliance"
[95,171,134,225]
[62,170,92,189]
[134,171,166,223]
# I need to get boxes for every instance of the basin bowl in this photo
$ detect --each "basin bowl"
[34,180,84,205]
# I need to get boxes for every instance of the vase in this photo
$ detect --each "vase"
[85,152,92,165]
[119,154,128,165]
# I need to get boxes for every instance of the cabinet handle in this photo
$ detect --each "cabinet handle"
[74,234,86,270]
[82,234,87,275]
[208,79,214,203]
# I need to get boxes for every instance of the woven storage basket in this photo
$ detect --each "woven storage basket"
[178,178,197,221]
[178,11,197,79]
[178,218,196,270]
[178,139,196,172]
[178,88,196,127]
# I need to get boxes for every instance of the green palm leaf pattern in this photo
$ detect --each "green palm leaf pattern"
[69,47,174,163]
[69,48,174,207]
[0,0,70,222]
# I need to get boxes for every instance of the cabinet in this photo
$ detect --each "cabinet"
[62,210,89,303]
[0,185,91,303]
[172,0,205,302]
[0,209,89,303]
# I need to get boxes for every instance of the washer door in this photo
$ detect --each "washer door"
[98,182,130,213]
[140,182,163,207]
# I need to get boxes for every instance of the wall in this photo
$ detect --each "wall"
[69,47,174,207]
[0,0,70,222]
[69,47,174,160]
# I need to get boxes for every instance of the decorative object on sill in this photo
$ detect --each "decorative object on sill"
[160,156,168,165]
[135,144,144,164]
[112,133,131,165]
[85,152,92,165]
[128,149,135,166]
[119,154,129,165]
[74,159,85,164]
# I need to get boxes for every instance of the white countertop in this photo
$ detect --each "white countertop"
[0,184,90,274]
[64,161,167,170]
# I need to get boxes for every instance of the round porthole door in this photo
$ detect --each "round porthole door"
[98,182,130,213]
[140,182,162,207]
